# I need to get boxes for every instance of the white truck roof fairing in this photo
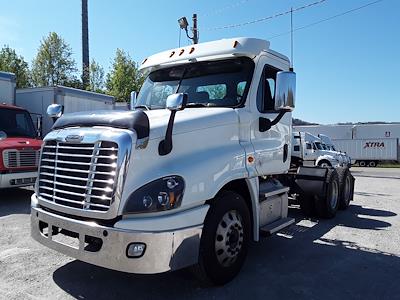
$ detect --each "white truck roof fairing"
[139,37,288,71]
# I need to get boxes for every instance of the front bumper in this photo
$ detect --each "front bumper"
[0,171,37,188]
[31,206,203,274]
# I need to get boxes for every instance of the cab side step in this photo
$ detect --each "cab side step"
[260,217,295,236]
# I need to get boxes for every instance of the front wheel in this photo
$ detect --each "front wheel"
[318,160,331,168]
[193,191,250,285]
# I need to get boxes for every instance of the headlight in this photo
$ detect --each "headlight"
[123,176,185,214]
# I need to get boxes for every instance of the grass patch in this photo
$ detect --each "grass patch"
[377,163,400,168]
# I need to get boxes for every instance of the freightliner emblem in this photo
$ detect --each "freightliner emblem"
[65,135,84,143]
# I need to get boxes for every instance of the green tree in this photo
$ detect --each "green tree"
[31,32,77,87]
[0,46,30,88]
[106,49,143,102]
[89,59,105,93]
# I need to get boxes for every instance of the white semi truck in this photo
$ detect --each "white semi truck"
[31,38,354,285]
[291,131,349,168]
[294,124,400,166]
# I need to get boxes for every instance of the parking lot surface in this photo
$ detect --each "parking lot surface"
[1,168,399,300]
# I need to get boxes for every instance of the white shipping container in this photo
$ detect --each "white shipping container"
[0,71,16,105]
[293,125,354,140]
[353,124,400,140]
[16,86,115,136]
[334,138,399,162]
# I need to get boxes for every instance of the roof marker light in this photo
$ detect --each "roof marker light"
[141,58,148,64]
[179,49,185,56]
[169,51,175,58]
[189,47,195,54]
[233,40,239,48]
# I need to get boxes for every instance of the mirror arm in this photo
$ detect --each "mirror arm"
[158,110,177,156]
[259,108,291,132]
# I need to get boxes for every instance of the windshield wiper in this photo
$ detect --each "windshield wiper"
[134,105,150,110]
[185,103,207,108]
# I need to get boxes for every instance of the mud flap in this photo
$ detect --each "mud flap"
[294,166,328,198]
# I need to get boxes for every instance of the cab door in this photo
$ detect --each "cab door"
[249,56,291,176]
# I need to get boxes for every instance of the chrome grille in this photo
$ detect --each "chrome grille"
[38,140,119,212]
[3,149,40,168]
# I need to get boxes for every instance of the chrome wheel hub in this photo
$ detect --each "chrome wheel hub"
[215,210,244,267]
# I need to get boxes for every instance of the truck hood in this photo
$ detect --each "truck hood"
[50,108,238,142]
[0,137,42,150]
[144,108,238,140]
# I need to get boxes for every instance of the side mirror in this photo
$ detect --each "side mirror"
[35,116,42,138]
[47,104,63,119]
[0,131,7,141]
[130,91,137,110]
[275,71,296,111]
[166,93,187,111]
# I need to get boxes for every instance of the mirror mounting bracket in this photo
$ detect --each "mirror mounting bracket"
[158,110,177,156]
[259,108,291,132]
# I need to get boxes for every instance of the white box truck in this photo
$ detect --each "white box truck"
[0,71,16,105]
[16,86,115,136]
[30,38,355,285]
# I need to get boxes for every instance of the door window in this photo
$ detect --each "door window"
[256,65,279,113]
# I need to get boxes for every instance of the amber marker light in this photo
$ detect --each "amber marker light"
[189,47,195,54]
[179,49,185,56]
[169,192,176,207]
[233,40,239,48]
[169,51,175,58]
[247,156,254,163]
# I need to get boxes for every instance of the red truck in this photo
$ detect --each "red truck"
[0,104,42,188]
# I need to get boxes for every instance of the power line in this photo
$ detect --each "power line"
[200,0,251,17]
[268,0,385,39]
[204,0,327,31]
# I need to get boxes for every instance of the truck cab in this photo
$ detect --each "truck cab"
[318,133,351,167]
[292,131,345,168]
[0,104,42,188]
[31,38,354,285]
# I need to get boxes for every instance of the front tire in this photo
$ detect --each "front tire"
[193,191,250,285]
[318,160,331,168]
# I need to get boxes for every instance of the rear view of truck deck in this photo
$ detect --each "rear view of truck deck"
[30,37,355,285]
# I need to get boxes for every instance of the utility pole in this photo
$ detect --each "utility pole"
[192,14,199,44]
[82,0,89,89]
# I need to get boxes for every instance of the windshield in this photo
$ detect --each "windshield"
[314,142,324,150]
[0,108,36,138]
[136,57,254,109]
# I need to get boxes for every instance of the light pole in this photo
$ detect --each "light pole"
[178,14,198,44]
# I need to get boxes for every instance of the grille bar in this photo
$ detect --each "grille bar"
[38,140,118,212]
[3,149,40,168]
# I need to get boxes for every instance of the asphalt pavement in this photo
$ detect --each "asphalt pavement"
[0,168,399,300]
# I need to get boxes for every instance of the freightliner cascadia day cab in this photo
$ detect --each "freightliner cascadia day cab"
[291,131,350,168]
[31,38,355,285]
[0,104,42,188]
